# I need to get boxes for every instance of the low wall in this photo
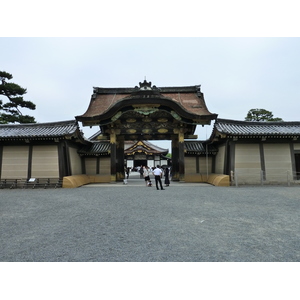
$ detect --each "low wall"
[184,173,230,186]
[63,173,230,188]
[62,174,111,188]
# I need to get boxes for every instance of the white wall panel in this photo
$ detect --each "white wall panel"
[1,146,29,178]
[69,146,82,175]
[215,145,225,174]
[264,144,292,181]
[32,145,59,178]
[235,144,261,184]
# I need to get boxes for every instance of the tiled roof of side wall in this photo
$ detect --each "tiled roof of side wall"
[214,119,300,136]
[184,141,218,154]
[0,120,79,139]
[78,141,110,155]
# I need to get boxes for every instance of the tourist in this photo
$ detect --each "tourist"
[152,165,164,190]
[139,165,144,179]
[164,167,170,187]
[143,166,151,187]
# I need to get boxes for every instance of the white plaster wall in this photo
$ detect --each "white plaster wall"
[161,159,168,166]
[127,160,134,169]
[99,157,110,175]
[293,144,300,150]
[184,156,212,174]
[147,160,154,168]
[199,156,212,174]
[185,157,196,173]
[85,157,97,175]
[69,146,82,175]
[215,145,225,174]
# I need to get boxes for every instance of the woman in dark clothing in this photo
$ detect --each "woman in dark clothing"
[164,167,170,187]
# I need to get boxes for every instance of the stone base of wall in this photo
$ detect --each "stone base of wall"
[184,173,230,186]
[62,174,111,188]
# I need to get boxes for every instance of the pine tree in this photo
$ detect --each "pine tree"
[245,108,283,122]
[0,71,36,124]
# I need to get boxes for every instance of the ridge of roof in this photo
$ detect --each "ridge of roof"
[214,118,300,137]
[215,118,300,125]
[0,119,80,140]
[92,85,201,94]
[88,130,102,140]
[0,119,77,128]
[142,140,168,153]
[124,140,169,154]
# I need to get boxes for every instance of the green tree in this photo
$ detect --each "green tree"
[0,71,36,124]
[245,108,283,122]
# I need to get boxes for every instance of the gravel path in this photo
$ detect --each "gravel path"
[1,174,299,261]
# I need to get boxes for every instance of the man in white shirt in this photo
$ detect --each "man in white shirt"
[152,165,164,190]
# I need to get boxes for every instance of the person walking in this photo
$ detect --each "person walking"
[143,166,151,187]
[164,167,170,187]
[153,165,164,190]
[139,165,144,179]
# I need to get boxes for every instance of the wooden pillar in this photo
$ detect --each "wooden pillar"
[178,129,185,181]
[116,135,125,181]
[110,129,117,182]
[172,129,185,181]
[81,156,86,174]
[58,142,69,179]
[27,145,33,179]
[0,145,3,179]
[171,135,179,181]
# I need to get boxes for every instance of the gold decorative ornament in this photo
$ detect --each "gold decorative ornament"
[158,128,168,133]
[126,129,136,134]
[142,129,152,134]
[157,118,168,123]
[132,104,160,116]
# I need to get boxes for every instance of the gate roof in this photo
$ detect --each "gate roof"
[76,80,217,141]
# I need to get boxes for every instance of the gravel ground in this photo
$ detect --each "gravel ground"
[1,175,299,262]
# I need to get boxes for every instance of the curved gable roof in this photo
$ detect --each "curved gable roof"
[76,82,217,126]
[124,140,168,155]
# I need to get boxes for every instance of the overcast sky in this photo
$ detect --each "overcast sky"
[1,2,300,152]
[2,37,300,149]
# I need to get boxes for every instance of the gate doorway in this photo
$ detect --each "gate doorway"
[134,160,147,168]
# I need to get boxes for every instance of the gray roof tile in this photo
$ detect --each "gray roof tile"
[78,141,110,155]
[214,119,300,136]
[185,141,218,154]
[0,120,79,140]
